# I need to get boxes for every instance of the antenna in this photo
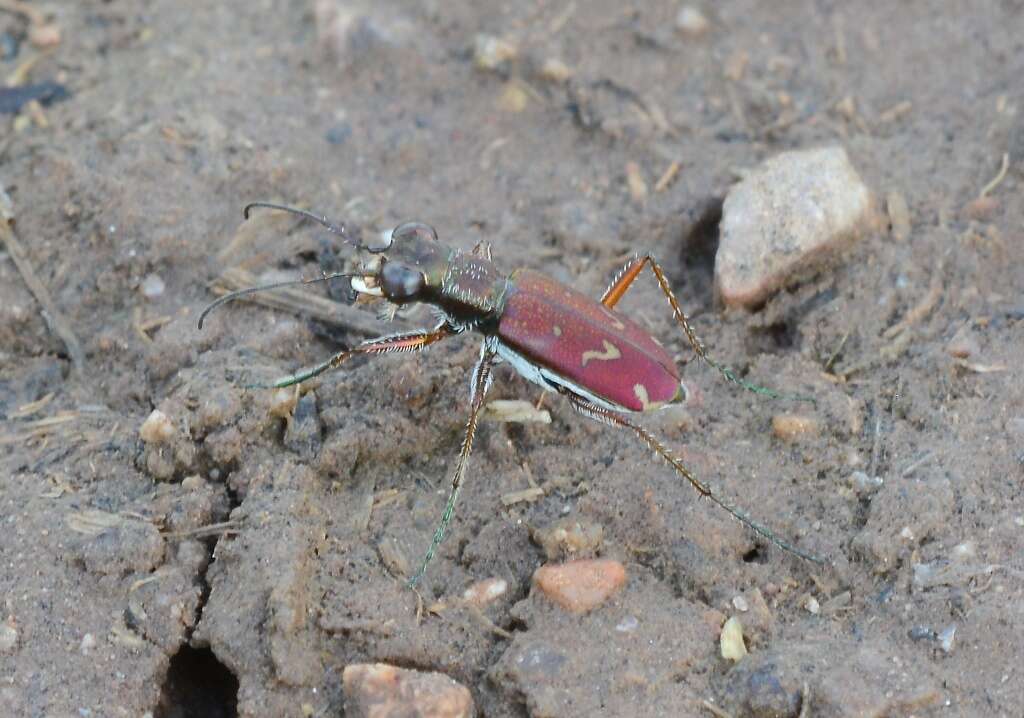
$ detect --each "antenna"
[197,272,357,329]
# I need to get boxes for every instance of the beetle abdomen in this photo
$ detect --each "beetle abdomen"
[498,269,682,412]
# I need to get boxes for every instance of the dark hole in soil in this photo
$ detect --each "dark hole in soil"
[155,645,238,718]
[742,545,768,564]
[748,320,798,353]
[674,197,723,306]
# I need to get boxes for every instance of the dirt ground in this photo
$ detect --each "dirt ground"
[1,1,1022,716]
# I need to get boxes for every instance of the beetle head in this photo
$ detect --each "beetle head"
[351,221,448,305]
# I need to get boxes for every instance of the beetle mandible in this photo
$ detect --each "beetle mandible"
[199,202,823,586]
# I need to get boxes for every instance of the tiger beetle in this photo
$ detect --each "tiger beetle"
[199,202,823,586]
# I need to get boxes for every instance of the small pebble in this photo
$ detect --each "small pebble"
[473,34,517,71]
[803,596,820,614]
[716,146,873,309]
[615,615,639,632]
[268,387,298,419]
[938,624,956,653]
[848,471,884,497]
[140,273,165,299]
[538,58,572,83]
[342,663,473,718]
[963,195,999,221]
[139,409,176,444]
[720,616,747,661]
[80,633,97,653]
[28,23,62,49]
[481,399,550,424]
[0,621,18,653]
[462,577,508,607]
[533,559,626,613]
[732,595,749,612]
[771,413,820,442]
[532,517,604,561]
[497,82,528,113]
[675,6,710,37]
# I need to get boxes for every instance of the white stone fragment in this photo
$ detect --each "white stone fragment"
[716,147,873,309]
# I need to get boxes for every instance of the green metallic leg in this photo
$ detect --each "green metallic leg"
[245,323,456,389]
[560,387,823,565]
[407,340,497,587]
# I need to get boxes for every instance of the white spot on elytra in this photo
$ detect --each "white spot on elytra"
[581,340,621,367]
[553,325,562,336]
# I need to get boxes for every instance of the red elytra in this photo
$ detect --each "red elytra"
[199,203,822,587]
[498,269,682,412]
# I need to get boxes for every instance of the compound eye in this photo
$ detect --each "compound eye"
[380,262,425,302]
[391,221,438,245]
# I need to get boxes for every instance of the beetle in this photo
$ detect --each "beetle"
[200,202,822,585]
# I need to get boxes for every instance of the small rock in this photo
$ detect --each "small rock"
[732,595,749,612]
[615,615,639,632]
[937,624,956,653]
[963,195,999,221]
[497,82,528,113]
[462,577,508,607]
[720,616,747,661]
[803,595,820,614]
[139,409,175,444]
[716,147,873,309]
[28,23,61,49]
[675,6,710,37]
[268,387,298,419]
[481,399,551,424]
[945,324,980,359]
[532,558,626,613]
[0,621,18,653]
[532,516,604,560]
[771,413,820,442]
[473,34,517,71]
[886,191,911,240]
[80,633,97,653]
[538,58,572,83]
[140,273,165,299]
[342,663,473,718]
[848,471,884,497]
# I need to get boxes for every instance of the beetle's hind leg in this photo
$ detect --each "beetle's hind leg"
[249,323,457,389]
[558,387,823,564]
[407,339,498,587]
[601,253,813,403]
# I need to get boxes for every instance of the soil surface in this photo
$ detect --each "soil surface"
[1,1,1022,717]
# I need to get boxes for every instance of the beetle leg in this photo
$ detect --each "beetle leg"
[601,253,812,403]
[558,387,824,564]
[408,339,498,587]
[254,323,457,388]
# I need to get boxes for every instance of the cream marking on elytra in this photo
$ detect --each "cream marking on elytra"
[581,339,622,367]
[553,325,562,336]
[633,383,663,411]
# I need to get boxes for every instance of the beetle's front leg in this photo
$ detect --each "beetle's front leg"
[407,338,498,587]
[255,323,457,388]
[601,253,812,403]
